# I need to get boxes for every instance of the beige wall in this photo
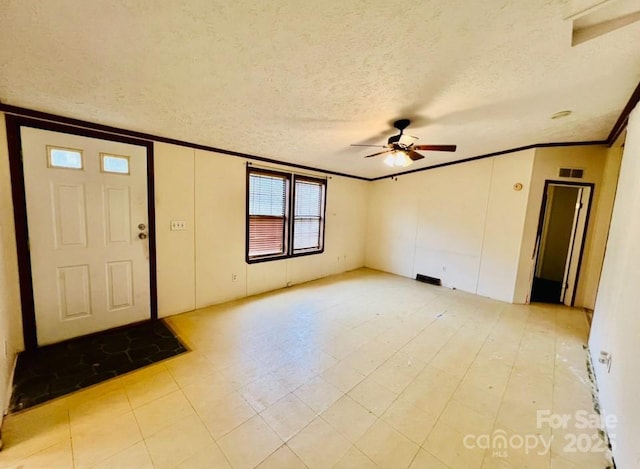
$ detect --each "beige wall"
[476,151,536,301]
[154,143,196,315]
[579,140,623,309]
[366,144,618,306]
[365,149,536,303]
[154,143,369,316]
[589,105,640,468]
[0,113,24,426]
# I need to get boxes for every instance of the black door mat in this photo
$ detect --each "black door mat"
[9,320,187,412]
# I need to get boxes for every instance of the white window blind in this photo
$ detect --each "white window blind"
[247,168,326,262]
[293,178,324,252]
[248,172,288,258]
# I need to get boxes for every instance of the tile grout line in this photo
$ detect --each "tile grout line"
[421,301,515,468]
[280,288,456,468]
[477,303,536,468]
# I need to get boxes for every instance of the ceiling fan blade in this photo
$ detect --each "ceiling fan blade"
[413,144,457,152]
[364,150,393,158]
[407,150,425,161]
[350,144,388,148]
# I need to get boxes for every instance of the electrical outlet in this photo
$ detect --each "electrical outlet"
[170,220,186,231]
[232,273,238,282]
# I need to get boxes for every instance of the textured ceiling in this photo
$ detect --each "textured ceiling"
[1,0,639,178]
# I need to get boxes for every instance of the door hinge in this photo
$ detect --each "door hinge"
[576,202,582,209]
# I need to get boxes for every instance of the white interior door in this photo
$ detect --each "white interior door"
[562,186,590,306]
[21,127,151,345]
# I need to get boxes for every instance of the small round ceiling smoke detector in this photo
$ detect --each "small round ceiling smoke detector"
[551,110,572,120]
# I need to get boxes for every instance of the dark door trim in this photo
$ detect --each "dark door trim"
[532,179,595,307]
[4,114,157,351]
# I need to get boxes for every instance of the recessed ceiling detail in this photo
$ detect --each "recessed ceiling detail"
[569,0,640,45]
[1,1,639,178]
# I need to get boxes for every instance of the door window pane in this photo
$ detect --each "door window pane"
[48,147,83,169]
[101,154,130,174]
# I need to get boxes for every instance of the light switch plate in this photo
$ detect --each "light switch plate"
[170,220,186,231]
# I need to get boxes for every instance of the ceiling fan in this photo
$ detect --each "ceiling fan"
[351,119,457,167]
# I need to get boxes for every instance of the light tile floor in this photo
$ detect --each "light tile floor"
[0,269,613,468]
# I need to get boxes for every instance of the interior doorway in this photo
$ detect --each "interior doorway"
[531,181,593,305]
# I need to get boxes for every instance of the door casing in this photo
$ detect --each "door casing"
[531,179,595,306]
[5,115,157,350]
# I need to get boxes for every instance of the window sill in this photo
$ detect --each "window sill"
[246,248,324,264]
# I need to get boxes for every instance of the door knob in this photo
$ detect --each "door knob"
[138,223,146,230]
[138,233,148,240]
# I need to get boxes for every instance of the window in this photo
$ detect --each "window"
[293,178,324,253]
[247,168,326,262]
[101,153,130,174]
[248,170,289,258]
[47,146,83,169]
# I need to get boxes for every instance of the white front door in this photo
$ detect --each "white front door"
[21,127,151,345]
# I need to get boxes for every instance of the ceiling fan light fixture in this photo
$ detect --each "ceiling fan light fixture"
[354,119,457,166]
[384,151,412,168]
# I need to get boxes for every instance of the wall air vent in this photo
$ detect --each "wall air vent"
[558,167,584,179]
[416,274,442,286]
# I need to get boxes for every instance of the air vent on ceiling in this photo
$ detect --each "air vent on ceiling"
[558,167,584,179]
[416,274,442,286]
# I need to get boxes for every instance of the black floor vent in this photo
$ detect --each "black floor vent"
[416,274,442,286]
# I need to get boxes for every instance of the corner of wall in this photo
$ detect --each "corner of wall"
[0,113,25,425]
[477,149,536,303]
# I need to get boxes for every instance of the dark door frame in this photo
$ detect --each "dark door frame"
[532,179,595,307]
[5,114,157,351]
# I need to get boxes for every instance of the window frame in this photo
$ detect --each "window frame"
[246,168,291,262]
[291,175,327,255]
[246,167,327,264]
